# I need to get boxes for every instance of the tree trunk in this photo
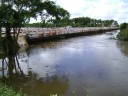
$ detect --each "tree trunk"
[5,26,15,78]
[5,25,23,78]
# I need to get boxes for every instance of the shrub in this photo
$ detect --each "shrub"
[120,23,128,30]
[0,82,26,96]
[117,29,128,41]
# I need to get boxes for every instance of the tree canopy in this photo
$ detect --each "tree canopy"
[117,22,128,41]
[120,22,128,30]
[0,0,70,28]
[0,0,70,78]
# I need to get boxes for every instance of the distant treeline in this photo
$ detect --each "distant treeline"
[25,17,119,27]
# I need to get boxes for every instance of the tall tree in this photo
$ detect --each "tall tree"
[0,0,69,78]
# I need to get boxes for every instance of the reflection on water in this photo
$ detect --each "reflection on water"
[116,41,128,57]
[2,30,128,96]
[5,72,69,96]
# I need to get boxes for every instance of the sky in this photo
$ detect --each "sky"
[30,0,128,24]
[53,0,128,24]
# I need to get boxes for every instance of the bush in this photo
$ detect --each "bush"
[120,23,128,30]
[0,82,26,96]
[117,29,128,41]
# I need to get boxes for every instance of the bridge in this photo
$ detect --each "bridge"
[0,27,119,52]
[18,27,119,42]
[1,27,119,46]
[1,27,119,38]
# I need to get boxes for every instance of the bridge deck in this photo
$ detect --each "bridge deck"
[19,27,119,38]
[1,27,119,43]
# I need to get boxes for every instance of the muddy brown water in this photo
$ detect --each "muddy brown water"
[2,30,128,96]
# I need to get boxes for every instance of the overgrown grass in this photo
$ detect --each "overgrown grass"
[0,82,26,96]
[117,29,128,41]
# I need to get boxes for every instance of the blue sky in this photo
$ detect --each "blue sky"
[54,0,128,24]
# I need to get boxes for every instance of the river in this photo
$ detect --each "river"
[4,30,128,96]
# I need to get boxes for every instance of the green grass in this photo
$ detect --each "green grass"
[0,82,26,96]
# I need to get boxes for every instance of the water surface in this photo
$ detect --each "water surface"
[6,30,128,96]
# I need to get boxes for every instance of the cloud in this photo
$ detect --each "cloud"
[55,0,128,24]
[30,0,128,24]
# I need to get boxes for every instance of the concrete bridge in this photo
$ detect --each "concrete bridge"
[0,27,119,54]
[1,27,119,37]
[1,27,119,44]
[18,27,119,42]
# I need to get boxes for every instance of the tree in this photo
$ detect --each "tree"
[117,22,128,41]
[120,23,128,30]
[0,0,69,78]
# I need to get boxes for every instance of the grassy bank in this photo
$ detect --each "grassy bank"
[0,82,26,96]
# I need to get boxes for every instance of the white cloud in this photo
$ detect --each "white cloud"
[54,0,128,24]
[30,0,128,24]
